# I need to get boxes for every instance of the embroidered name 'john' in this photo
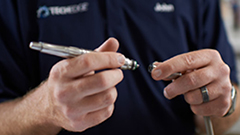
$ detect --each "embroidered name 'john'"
[37,2,89,18]
[154,2,174,12]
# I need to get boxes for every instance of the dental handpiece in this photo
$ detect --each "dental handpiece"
[29,42,139,70]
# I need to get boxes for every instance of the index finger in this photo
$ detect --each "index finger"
[50,52,125,79]
[151,49,221,80]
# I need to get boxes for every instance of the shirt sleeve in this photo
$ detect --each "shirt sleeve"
[199,0,239,84]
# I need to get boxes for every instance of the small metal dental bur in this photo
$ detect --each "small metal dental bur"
[29,42,139,70]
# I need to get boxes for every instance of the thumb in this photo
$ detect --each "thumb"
[95,37,119,52]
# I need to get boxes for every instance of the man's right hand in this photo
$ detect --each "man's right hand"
[39,38,125,132]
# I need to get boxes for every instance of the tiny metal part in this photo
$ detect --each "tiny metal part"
[121,58,139,70]
[165,72,182,80]
[133,61,140,70]
[204,116,214,135]
[29,41,139,70]
[148,63,156,73]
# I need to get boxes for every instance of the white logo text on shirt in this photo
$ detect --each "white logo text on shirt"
[37,2,89,18]
[154,2,174,12]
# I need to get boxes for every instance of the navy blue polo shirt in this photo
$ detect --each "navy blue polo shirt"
[0,0,238,135]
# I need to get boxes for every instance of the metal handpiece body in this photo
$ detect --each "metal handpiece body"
[30,42,139,70]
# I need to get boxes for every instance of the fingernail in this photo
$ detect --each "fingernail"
[163,89,170,99]
[153,69,162,78]
[118,55,125,65]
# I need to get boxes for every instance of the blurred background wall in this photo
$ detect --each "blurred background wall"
[221,0,240,134]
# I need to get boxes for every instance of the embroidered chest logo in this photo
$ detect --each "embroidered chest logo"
[154,2,174,12]
[37,2,89,18]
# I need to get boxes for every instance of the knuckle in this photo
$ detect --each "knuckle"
[184,92,200,104]
[69,117,85,131]
[53,85,70,103]
[212,97,231,116]
[64,109,86,127]
[222,83,232,94]
[63,106,74,119]
[225,83,232,92]
[164,63,175,73]
[50,64,61,79]
[205,70,216,81]
[79,54,94,69]
[220,83,232,98]
[53,89,66,103]
[74,80,84,93]
[104,105,114,118]
[218,99,230,116]
[209,49,221,60]
[223,97,231,109]
[98,74,109,88]
[186,73,197,86]
[102,89,117,106]
[219,64,230,76]
[50,60,72,78]
[183,54,195,68]
[106,53,117,66]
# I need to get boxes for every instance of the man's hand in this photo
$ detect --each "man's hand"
[38,38,125,132]
[151,49,232,117]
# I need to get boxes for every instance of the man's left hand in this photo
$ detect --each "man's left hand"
[151,49,232,117]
